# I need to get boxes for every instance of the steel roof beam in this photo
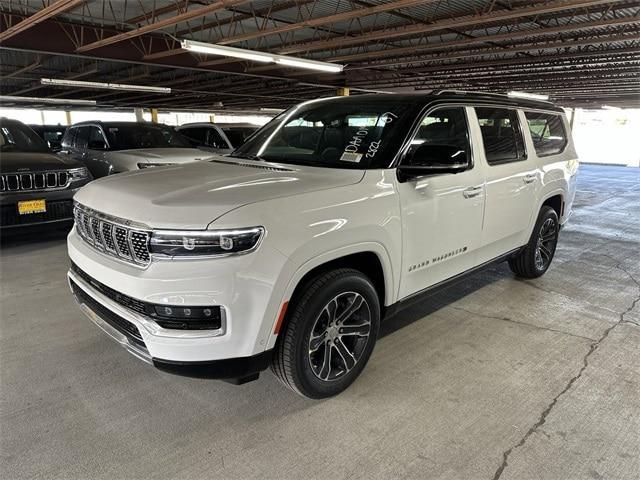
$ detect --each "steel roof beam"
[217,0,433,45]
[76,0,251,53]
[279,0,621,54]
[0,0,85,42]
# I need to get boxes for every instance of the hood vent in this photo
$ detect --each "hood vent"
[210,159,292,172]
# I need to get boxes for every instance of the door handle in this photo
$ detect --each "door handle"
[463,186,483,199]
[523,174,536,184]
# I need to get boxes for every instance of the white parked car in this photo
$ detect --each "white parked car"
[59,121,207,178]
[67,92,578,398]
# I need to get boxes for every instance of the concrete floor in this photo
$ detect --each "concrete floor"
[1,164,639,480]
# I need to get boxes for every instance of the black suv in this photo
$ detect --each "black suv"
[0,118,92,233]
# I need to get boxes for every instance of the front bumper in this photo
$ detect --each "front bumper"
[68,227,291,364]
[69,267,272,380]
[0,188,79,230]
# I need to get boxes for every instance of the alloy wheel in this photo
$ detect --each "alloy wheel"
[308,292,372,382]
[535,217,557,271]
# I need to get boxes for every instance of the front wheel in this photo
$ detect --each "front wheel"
[508,206,559,278]
[271,268,380,399]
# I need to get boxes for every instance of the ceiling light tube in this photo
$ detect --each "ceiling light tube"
[507,91,550,101]
[275,57,343,73]
[180,39,344,73]
[41,78,171,93]
[181,39,275,63]
[0,95,96,106]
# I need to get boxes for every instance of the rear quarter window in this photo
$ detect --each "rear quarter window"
[524,112,567,157]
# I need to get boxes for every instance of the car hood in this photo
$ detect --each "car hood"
[74,157,365,229]
[114,148,209,164]
[0,152,83,173]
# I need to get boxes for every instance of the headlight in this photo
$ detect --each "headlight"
[149,227,264,257]
[137,162,177,169]
[69,167,90,180]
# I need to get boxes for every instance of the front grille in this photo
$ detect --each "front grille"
[74,204,151,267]
[71,263,223,331]
[70,278,146,348]
[1,200,73,227]
[1,171,70,192]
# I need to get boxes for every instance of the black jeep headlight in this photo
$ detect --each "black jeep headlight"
[69,167,90,180]
[149,227,264,257]
[137,162,177,169]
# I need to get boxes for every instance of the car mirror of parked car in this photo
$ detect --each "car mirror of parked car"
[88,139,107,150]
[398,144,469,181]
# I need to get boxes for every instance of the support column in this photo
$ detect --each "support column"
[65,110,72,125]
[150,108,158,123]
[209,114,216,123]
[336,87,350,96]
[134,107,144,122]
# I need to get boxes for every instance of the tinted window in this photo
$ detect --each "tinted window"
[221,127,256,147]
[61,127,76,149]
[0,121,49,153]
[525,112,567,157]
[207,128,228,149]
[233,100,417,169]
[75,126,91,150]
[87,126,107,149]
[180,127,207,145]
[475,107,526,164]
[407,107,470,164]
[104,124,191,150]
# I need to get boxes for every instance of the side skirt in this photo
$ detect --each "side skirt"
[383,247,523,320]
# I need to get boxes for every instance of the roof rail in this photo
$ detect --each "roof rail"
[431,89,508,98]
[431,89,554,104]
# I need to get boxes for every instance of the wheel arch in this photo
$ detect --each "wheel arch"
[267,243,395,349]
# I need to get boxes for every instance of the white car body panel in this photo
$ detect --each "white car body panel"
[67,98,578,370]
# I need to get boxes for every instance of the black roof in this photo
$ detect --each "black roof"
[318,91,564,113]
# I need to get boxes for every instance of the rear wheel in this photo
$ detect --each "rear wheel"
[271,268,380,399]
[508,206,559,278]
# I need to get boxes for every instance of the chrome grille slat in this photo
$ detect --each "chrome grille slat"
[74,204,150,267]
[1,170,71,192]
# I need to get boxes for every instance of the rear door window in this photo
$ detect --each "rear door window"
[181,127,207,146]
[207,128,229,149]
[475,107,526,164]
[524,112,567,157]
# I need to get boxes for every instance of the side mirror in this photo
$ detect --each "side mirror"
[397,144,469,181]
[88,139,107,150]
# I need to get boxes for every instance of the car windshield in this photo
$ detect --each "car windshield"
[0,121,50,153]
[104,124,192,150]
[221,127,257,147]
[230,99,418,169]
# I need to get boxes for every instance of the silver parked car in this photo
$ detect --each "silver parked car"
[59,121,207,178]
[176,122,259,154]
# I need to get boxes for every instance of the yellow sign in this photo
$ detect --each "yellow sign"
[18,199,46,215]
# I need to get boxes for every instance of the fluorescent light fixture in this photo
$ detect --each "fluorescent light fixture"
[0,95,96,106]
[180,39,344,73]
[41,78,171,93]
[259,107,285,113]
[507,91,550,101]
[602,105,621,110]
[181,40,274,63]
[275,57,343,73]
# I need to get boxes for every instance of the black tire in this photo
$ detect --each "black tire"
[508,206,559,278]
[271,268,380,399]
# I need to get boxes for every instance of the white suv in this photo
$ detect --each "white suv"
[67,92,578,398]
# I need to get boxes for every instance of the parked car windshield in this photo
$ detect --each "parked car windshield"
[230,99,418,169]
[0,120,50,153]
[104,124,192,150]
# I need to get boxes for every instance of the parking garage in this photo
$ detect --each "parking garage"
[1,1,639,479]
